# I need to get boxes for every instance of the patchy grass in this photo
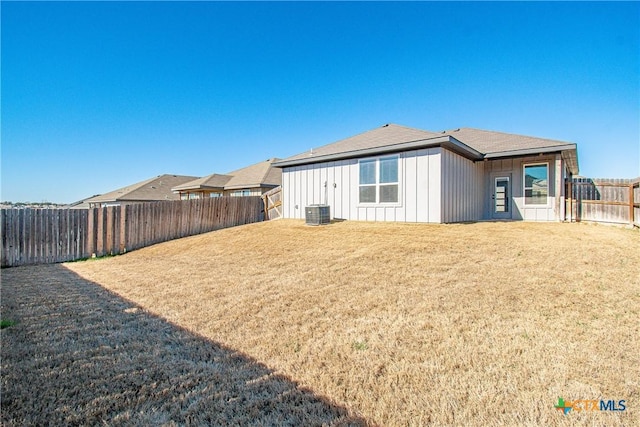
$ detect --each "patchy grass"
[4,220,640,425]
[0,319,16,329]
[0,265,362,426]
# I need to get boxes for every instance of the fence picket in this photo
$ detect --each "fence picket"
[1,197,263,267]
[567,178,639,225]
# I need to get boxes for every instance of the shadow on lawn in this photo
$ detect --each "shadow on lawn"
[1,265,366,426]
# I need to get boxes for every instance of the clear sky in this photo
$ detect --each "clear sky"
[2,1,639,203]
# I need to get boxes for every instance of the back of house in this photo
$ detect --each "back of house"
[273,124,578,223]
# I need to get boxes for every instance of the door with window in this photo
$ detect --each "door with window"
[491,174,511,219]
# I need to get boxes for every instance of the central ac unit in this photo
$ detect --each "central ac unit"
[305,205,330,225]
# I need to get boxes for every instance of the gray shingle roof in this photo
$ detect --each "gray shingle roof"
[281,124,440,163]
[223,158,281,190]
[86,174,199,204]
[171,174,232,192]
[274,124,578,173]
[441,127,573,155]
[171,158,282,192]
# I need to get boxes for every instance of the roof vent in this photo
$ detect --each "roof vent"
[383,124,389,127]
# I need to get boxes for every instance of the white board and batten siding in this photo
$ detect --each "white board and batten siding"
[440,149,485,223]
[484,153,564,221]
[282,147,484,223]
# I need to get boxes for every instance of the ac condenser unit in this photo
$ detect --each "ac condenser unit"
[305,205,330,225]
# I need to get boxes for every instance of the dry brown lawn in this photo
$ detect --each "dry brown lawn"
[3,220,639,425]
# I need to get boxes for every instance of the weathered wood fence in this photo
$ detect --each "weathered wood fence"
[566,178,640,226]
[261,186,282,220]
[1,196,264,267]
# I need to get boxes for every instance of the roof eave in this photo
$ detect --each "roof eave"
[224,183,275,190]
[483,143,579,175]
[273,135,482,167]
[172,184,225,192]
[482,143,577,159]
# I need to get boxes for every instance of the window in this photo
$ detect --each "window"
[359,155,399,204]
[231,189,251,197]
[524,163,548,205]
[209,192,222,198]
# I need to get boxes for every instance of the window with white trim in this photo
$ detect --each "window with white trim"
[524,163,548,205]
[359,155,399,204]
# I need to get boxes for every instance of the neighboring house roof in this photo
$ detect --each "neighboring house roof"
[174,158,282,193]
[224,158,282,190]
[65,195,100,209]
[171,174,232,192]
[274,124,579,174]
[85,174,198,204]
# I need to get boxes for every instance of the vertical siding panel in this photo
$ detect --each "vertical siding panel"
[447,151,454,223]
[285,169,292,219]
[476,161,484,220]
[282,169,288,218]
[343,160,352,220]
[406,151,418,222]
[305,167,313,208]
[442,150,450,223]
[286,168,294,219]
[385,207,395,222]
[367,207,375,221]
[334,162,343,219]
[350,160,359,220]
[323,164,330,211]
[428,148,441,223]
[312,165,321,204]
[290,168,297,219]
[295,167,302,219]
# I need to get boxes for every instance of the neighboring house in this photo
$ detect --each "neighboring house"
[273,124,579,223]
[170,174,232,200]
[66,195,100,209]
[172,158,282,200]
[84,174,198,208]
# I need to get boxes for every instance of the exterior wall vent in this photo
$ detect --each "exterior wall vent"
[305,205,330,225]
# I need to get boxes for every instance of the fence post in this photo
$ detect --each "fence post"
[87,208,96,257]
[120,204,127,253]
[630,183,635,226]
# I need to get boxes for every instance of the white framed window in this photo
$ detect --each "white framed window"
[209,192,222,198]
[359,155,399,204]
[231,189,251,197]
[523,163,549,205]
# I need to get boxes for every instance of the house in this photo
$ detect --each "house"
[171,158,282,200]
[65,195,100,209]
[84,174,198,208]
[273,124,579,223]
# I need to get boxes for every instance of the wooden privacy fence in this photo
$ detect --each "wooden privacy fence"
[566,178,640,226]
[1,196,264,267]
[261,186,282,220]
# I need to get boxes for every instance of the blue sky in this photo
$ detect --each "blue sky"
[2,1,638,203]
